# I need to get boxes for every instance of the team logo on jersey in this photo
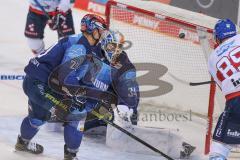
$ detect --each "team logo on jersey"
[92,78,109,91]
[231,78,240,87]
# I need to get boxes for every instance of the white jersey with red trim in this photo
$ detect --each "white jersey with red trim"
[208,34,240,99]
[29,0,72,13]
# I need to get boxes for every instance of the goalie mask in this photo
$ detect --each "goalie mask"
[100,30,125,64]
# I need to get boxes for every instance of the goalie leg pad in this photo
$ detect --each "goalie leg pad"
[106,125,183,158]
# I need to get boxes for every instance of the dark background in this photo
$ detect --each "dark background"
[170,0,239,24]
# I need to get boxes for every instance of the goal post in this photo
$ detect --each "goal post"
[105,0,221,156]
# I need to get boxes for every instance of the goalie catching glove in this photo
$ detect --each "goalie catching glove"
[113,105,134,128]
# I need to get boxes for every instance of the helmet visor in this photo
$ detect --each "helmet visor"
[94,21,107,34]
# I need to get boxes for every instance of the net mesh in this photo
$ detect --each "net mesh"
[107,3,224,119]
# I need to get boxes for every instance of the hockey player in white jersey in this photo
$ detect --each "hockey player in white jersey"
[25,0,75,55]
[208,19,239,160]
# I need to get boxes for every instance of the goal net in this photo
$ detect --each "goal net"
[105,0,225,155]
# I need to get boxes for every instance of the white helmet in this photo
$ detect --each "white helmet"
[100,30,125,64]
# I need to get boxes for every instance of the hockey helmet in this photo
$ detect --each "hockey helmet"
[81,14,107,34]
[213,19,237,42]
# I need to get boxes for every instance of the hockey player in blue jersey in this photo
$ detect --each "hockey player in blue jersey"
[15,14,107,160]
[15,12,139,159]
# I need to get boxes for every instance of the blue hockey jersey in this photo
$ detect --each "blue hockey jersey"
[24,34,139,109]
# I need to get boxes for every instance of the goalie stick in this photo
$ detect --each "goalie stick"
[168,72,215,86]
[44,83,174,159]
[47,93,174,160]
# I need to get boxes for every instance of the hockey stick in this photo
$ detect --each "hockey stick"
[46,55,172,158]
[168,72,215,86]
[90,106,174,160]
[43,87,116,123]
[33,0,51,19]
[45,87,173,159]
[46,92,174,159]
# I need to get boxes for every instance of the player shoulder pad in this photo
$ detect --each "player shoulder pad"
[68,33,84,45]
[63,44,87,62]
[58,36,69,44]
[119,69,137,81]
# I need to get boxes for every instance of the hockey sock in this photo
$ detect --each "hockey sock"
[20,116,44,140]
[64,123,83,150]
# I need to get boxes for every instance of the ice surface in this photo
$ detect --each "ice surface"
[0,117,163,160]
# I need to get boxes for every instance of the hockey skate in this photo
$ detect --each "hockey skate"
[180,142,196,159]
[64,145,79,160]
[15,135,43,154]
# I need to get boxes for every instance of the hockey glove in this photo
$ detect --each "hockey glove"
[113,105,133,128]
[65,96,88,121]
[51,97,87,122]
[48,13,66,30]
[65,105,87,121]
